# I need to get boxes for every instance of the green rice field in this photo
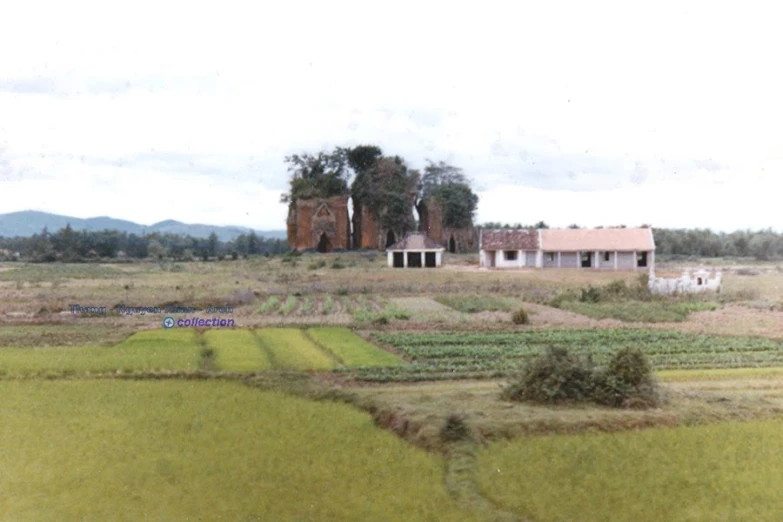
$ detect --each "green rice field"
[0,328,405,376]
[0,380,477,521]
[477,420,783,521]
[307,327,406,367]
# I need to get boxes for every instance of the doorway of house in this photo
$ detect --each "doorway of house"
[386,230,396,248]
[424,252,436,267]
[393,252,404,268]
[317,233,331,253]
[407,252,422,267]
[581,252,592,268]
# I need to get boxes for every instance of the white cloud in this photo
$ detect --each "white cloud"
[1,0,781,231]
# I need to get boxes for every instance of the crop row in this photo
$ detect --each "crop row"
[352,330,783,382]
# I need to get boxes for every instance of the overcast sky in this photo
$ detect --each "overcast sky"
[1,1,781,232]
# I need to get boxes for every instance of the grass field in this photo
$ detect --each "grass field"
[477,420,783,521]
[307,327,406,367]
[203,330,271,371]
[0,380,478,522]
[255,328,336,370]
[0,329,202,376]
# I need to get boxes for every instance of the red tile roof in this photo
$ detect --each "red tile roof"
[480,229,540,250]
[541,228,655,251]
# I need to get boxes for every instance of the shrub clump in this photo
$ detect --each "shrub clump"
[502,346,661,408]
[501,347,593,403]
[592,347,660,408]
[439,414,473,444]
[511,307,530,325]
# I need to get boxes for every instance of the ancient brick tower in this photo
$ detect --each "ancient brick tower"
[286,195,351,252]
[352,190,419,250]
[417,197,475,253]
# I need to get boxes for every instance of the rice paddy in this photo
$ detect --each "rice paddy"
[0,380,478,521]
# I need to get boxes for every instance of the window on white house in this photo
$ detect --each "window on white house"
[547,253,555,262]
[637,252,648,267]
[505,251,517,261]
[604,252,610,262]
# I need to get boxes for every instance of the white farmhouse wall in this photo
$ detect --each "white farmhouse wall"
[598,252,616,269]
[617,252,636,269]
[559,252,579,268]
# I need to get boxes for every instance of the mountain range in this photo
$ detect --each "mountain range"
[0,211,286,242]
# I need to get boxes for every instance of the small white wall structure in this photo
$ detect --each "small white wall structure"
[649,268,722,294]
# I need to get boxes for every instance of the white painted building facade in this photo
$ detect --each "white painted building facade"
[479,228,656,274]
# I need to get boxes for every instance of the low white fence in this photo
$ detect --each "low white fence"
[649,269,722,295]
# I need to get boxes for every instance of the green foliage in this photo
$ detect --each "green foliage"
[419,160,478,228]
[351,151,418,233]
[331,258,346,269]
[500,347,593,403]
[592,347,660,408]
[280,150,350,204]
[580,285,603,303]
[439,414,473,444]
[307,259,327,270]
[511,307,529,325]
[501,346,660,408]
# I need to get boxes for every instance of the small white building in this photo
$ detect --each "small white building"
[479,227,656,274]
[386,232,445,268]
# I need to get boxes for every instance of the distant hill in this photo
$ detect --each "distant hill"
[0,211,286,242]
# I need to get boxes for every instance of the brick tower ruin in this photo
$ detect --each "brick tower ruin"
[286,195,351,252]
[417,196,475,253]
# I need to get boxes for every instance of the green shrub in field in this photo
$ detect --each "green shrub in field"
[502,346,660,408]
[258,296,280,314]
[511,307,529,325]
[501,347,593,403]
[592,347,660,408]
[439,414,473,444]
[580,285,603,303]
[331,258,346,269]
[307,259,327,270]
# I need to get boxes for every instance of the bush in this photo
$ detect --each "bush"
[511,307,529,325]
[439,414,472,444]
[580,285,603,303]
[331,258,347,269]
[592,347,660,408]
[502,346,660,408]
[501,347,593,404]
[307,259,327,271]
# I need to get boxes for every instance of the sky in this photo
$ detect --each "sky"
[0,1,781,232]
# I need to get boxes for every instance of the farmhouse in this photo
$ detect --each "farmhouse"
[386,232,445,268]
[479,227,655,272]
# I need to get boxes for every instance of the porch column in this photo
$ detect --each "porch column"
[536,250,543,268]
[387,251,393,267]
[633,250,637,271]
[577,251,581,269]
[436,251,442,267]
[614,251,618,270]
[557,252,561,268]
[594,251,599,269]
[403,252,408,268]
[649,250,655,276]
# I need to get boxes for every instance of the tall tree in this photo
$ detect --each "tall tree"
[419,160,478,229]
[280,149,350,204]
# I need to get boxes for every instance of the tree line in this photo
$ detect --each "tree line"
[479,222,783,260]
[0,225,288,262]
